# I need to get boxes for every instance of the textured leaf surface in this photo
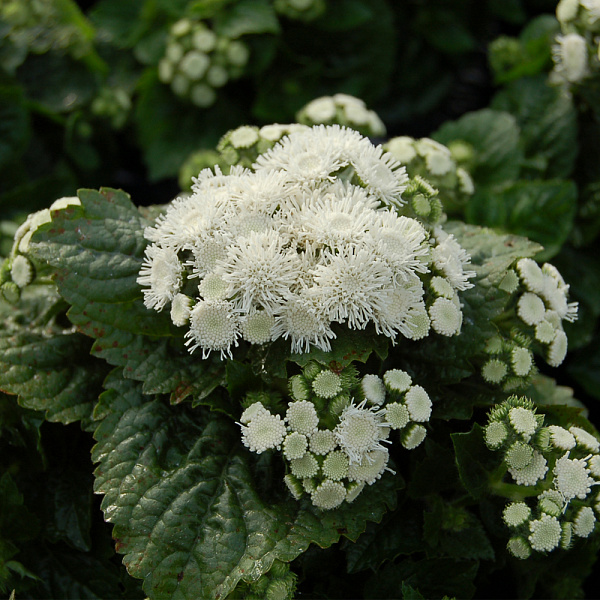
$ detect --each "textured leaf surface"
[465,180,577,260]
[29,188,225,403]
[0,287,105,426]
[93,371,398,600]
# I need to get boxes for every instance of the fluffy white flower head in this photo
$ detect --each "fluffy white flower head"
[529,515,561,552]
[241,411,287,453]
[553,453,596,501]
[334,400,389,465]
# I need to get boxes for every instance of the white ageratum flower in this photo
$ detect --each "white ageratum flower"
[509,407,538,437]
[218,230,301,314]
[272,294,336,354]
[503,502,531,528]
[184,299,239,358]
[400,423,427,450]
[508,450,548,486]
[385,403,410,430]
[309,429,337,455]
[292,184,378,249]
[431,230,475,291]
[404,385,432,422]
[556,0,579,23]
[552,33,590,84]
[311,479,347,510]
[569,426,600,453]
[369,212,430,279]
[547,330,568,367]
[137,244,182,310]
[240,410,287,453]
[229,125,260,148]
[10,255,34,288]
[516,258,545,294]
[240,309,275,344]
[485,421,508,449]
[348,139,409,207]
[254,124,353,183]
[240,401,269,425]
[286,400,319,436]
[547,425,576,451]
[361,374,386,405]
[429,297,462,336]
[553,453,596,501]
[573,506,596,538]
[482,359,508,384]
[312,370,342,399]
[290,453,319,478]
[383,369,412,393]
[511,347,533,377]
[283,431,308,460]
[310,247,393,330]
[334,400,389,465]
[170,293,192,326]
[507,536,531,559]
[347,448,391,484]
[581,0,600,22]
[529,515,562,552]
[303,96,337,122]
[517,293,546,326]
[322,450,350,481]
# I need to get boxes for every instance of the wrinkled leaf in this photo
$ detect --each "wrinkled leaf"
[29,188,225,404]
[93,371,398,600]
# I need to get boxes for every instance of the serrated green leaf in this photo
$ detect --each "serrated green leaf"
[93,372,398,600]
[433,109,523,188]
[451,424,499,500]
[364,557,478,600]
[345,500,424,574]
[466,180,577,260]
[28,188,226,404]
[0,287,106,426]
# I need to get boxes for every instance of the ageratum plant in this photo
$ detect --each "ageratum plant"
[2,111,599,600]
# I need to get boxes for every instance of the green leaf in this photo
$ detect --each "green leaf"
[0,287,106,426]
[0,84,30,169]
[93,372,398,600]
[364,557,478,600]
[491,75,577,179]
[345,500,424,574]
[466,180,577,260]
[416,8,476,54]
[29,188,226,404]
[451,424,499,500]
[433,109,523,188]
[213,0,280,38]
[317,0,374,32]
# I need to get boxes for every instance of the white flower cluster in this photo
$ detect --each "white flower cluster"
[138,125,475,358]
[297,94,386,138]
[1,196,81,304]
[551,0,600,85]
[384,136,475,215]
[485,396,600,558]
[239,363,432,510]
[158,19,249,108]
[481,259,577,390]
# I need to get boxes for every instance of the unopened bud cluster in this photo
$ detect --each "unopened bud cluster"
[384,136,475,216]
[485,396,600,558]
[297,94,386,138]
[551,0,600,85]
[158,19,249,108]
[238,362,432,510]
[480,258,578,389]
[1,197,81,303]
